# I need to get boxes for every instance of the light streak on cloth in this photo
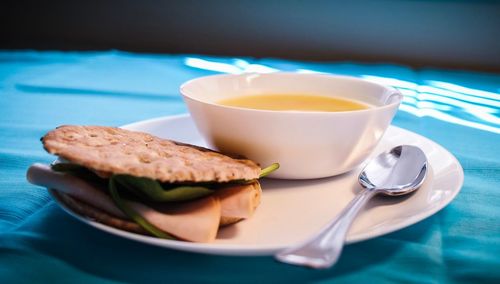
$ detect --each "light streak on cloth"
[184,57,500,134]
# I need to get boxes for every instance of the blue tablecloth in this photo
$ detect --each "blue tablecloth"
[0,51,499,283]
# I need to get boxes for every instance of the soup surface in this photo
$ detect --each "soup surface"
[218,94,369,112]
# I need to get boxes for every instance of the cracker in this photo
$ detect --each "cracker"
[42,125,261,183]
[55,191,146,234]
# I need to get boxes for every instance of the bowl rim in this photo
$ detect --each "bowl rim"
[180,72,403,115]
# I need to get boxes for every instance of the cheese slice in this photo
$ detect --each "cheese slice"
[214,182,261,219]
[27,163,126,218]
[130,197,221,243]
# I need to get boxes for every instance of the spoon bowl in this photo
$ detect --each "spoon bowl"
[275,145,428,269]
[359,145,427,196]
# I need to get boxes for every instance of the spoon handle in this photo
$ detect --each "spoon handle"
[275,188,377,269]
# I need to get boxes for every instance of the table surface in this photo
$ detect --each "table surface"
[0,51,499,283]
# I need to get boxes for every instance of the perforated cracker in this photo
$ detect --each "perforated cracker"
[42,125,261,183]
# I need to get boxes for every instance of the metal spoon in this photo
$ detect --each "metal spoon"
[275,145,427,269]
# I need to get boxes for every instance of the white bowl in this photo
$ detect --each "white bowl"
[180,73,402,179]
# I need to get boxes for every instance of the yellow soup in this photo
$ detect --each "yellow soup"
[218,94,369,112]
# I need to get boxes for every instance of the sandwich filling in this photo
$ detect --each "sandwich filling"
[27,125,279,243]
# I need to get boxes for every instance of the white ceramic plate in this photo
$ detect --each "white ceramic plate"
[50,114,463,256]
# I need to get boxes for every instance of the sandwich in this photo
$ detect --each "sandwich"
[27,125,278,243]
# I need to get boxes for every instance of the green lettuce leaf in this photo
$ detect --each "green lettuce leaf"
[259,163,280,178]
[109,176,175,239]
[51,163,85,172]
[114,175,214,202]
[51,162,106,185]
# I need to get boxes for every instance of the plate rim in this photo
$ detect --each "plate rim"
[49,114,464,256]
